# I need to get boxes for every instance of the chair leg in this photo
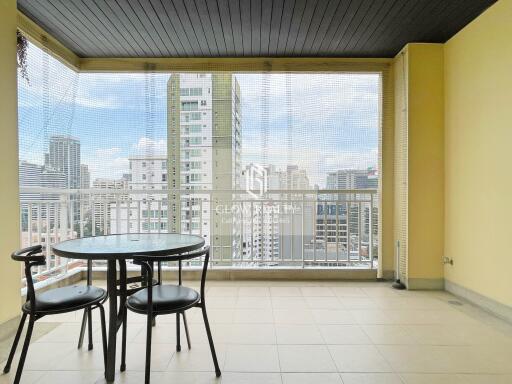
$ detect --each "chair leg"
[98,305,108,373]
[3,313,27,374]
[121,307,127,371]
[77,309,87,349]
[176,313,181,352]
[182,312,191,349]
[201,305,221,377]
[87,307,93,350]
[13,316,35,384]
[144,312,153,384]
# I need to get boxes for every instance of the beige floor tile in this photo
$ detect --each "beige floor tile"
[275,325,324,344]
[400,373,467,384]
[305,297,343,309]
[222,372,281,384]
[377,345,488,374]
[34,370,105,384]
[158,371,221,384]
[224,345,280,372]
[301,287,335,297]
[236,297,273,309]
[270,287,302,297]
[0,370,44,384]
[95,371,164,384]
[282,372,342,384]
[189,309,234,324]
[331,287,368,298]
[278,345,337,372]
[318,325,371,345]
[6,281,512,384]
[383,309,479,325]
[205,297,237,309]
[329,345,392,373]
[228,324,276,344]
[312,310,356,325]
[233,309,274,324]
[167,343,226,372]
[349,310,393,325]
[341,373,404,384]
[361,325,416,345]
[337,298,377,309]
[238,287,271,297]
[36,323,98,344]
[273,309,315,324]
[207,287,239,297]
[271,297,308,309]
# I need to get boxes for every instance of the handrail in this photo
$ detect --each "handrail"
[20,187,378,195]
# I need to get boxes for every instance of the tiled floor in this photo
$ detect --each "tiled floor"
[2,280,512,383]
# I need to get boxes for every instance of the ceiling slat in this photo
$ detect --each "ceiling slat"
[268,0,284,56]
[138,0,182,56]
[18,0,498,59]
[217,0,236,55]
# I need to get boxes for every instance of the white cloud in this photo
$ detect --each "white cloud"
[132,137,167,156]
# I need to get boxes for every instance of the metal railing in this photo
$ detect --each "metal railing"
[19,187,378,284]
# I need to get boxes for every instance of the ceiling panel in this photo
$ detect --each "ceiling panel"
[17,0,497,58]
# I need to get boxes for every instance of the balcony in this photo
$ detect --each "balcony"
[19,187,378,290]
[1,1,512,383]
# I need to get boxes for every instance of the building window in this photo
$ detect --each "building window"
[181,101,198,111]
[162,173,167,182]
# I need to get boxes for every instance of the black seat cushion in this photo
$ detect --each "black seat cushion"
[23,285,107,313]
[127,285,200,314]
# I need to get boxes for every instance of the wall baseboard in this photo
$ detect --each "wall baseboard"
[407,278,445,290]
[445,279,512,323]
[92,268,378,281]
[0,315,21,342]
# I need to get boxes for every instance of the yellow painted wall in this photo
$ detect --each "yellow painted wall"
[444,0,512,305]
[393,44,445,289]
[0,0,22,324]
[407,44,445,287]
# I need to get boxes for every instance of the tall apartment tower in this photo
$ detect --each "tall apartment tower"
[46,135,81,188]
[167,73,242,262]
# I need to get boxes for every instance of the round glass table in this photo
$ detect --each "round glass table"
[52,233,205,382]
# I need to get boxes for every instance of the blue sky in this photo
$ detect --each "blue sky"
[19,43,380,188]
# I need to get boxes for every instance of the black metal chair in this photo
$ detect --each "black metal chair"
[77,259,167,355]
[124,247,220,384]
[3,245,108,384]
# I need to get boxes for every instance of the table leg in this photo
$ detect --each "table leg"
[105,259,118,382]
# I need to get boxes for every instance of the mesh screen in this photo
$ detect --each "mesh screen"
[18,39,383,279]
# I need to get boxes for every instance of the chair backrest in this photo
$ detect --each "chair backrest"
[133,246,211,299]
[11,245,46,313]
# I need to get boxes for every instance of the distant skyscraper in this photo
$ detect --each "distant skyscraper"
[326,168,377,190]
[80,164,90,189]
[167,73,242,261]
[46,135,81,188]
[19,161,43,202]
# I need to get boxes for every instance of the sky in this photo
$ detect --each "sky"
[18,43,380,188]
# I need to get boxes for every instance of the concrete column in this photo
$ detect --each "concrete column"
[0,0,22,326]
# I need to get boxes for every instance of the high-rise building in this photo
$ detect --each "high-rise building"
[80,164,90,189]
[317,168,378,261]
[19,161,43,201]
[167,73,242,261]
[240,164,313,263]
[46,135,81,188]
[326,168,378,190]
[92,177,129,234]
[109,157,168,234]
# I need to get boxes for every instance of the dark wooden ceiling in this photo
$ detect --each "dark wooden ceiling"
[18,0,497,58]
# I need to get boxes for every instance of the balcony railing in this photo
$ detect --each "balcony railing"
[19,187,378,286]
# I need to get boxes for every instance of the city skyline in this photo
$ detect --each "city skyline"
[18,42,379,188]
